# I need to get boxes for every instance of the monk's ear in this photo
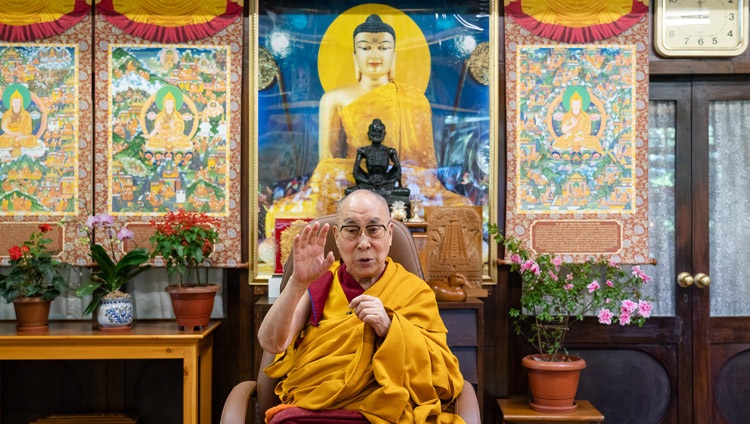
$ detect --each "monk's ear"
[388,53,396,81]
[353,53,361,81]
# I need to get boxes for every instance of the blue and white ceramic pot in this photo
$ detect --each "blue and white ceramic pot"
[97,294,134,330]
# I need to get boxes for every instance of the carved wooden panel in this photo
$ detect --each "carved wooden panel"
[424,206,483,288]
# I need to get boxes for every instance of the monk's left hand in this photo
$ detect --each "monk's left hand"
[349,294,391,337]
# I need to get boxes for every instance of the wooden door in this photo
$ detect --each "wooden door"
[563,78,750,424]
[690,78,750,424]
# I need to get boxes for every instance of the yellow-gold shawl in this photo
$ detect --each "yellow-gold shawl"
[265,261,465,423]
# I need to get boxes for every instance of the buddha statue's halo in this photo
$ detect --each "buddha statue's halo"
[318,4,430,93]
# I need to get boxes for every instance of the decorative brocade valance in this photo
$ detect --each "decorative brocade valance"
[96,0,243,42]
[505,0,648,43]
[0,0,90,41]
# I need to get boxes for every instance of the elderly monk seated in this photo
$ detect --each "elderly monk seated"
[258,189,465,424]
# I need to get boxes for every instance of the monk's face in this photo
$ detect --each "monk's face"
[11,97,21,113]
[334,191,393,286]
[353,32,395,81]
[571,99,581,114]
[164,98,175,114]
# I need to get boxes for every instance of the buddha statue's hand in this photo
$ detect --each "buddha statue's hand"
[290,222,335,288]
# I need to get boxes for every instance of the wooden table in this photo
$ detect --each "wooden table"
[0,321,220,424]
[498,397,604,423]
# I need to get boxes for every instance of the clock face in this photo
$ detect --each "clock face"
[655,0,749,57]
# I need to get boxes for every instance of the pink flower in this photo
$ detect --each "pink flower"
[621,299,637,314]
[553,256,562,270]
[598,308,614,325]
[117,227,134,241]
[548,270,558,281]
[564,283,574,291]
[86,215,97,229]
[566,273,573,281]
[606,279,614,287]
[632,266,652,282]
[587,280,600,293]
[99,214,115,227]
[521,259,540,275]
[638,300,653,318]
[510,254,522,264]
[609,259,619,267]
[619,312,631,325]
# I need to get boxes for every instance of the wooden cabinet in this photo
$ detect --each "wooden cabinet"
[438,297,484,417]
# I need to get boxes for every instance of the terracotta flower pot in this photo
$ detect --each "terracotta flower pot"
[522,354,586,413]
[165,284,219,331]
[13,297,52,334]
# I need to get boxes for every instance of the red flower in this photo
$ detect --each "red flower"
[39,223,53,233]
[8,245,22,261]
[21,245,30,254]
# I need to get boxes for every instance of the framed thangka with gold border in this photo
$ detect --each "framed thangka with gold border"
[94,11,243,267]
[249,0,499,279]
[0,7,94,265]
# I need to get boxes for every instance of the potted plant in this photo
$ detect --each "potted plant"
[150,209,220,330]
[0,223,69,332]
[491,226,653,412]
[75,213,151,331]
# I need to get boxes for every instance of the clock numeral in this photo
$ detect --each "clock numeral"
[685,38,690,45]
[728,0,734,3]
[713,37,719,45]
[698,38,704,45]
[730,13,735,20]
[729,30,734,37]
[669,30,675,38]
[668,0,678,3]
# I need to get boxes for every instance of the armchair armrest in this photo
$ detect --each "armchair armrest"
[456,380,480,424]
[221,381,258,424]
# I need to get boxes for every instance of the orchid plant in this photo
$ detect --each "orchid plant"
[491,225,654,362]
[76,214,151,315]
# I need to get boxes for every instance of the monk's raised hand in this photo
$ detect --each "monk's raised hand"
[291,222,335,287]
[349,294,391,337]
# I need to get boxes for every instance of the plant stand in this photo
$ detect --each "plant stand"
[498,397,604,423]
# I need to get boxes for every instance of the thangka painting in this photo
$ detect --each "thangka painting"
[254,0,495,276]
[505,2,650,264]
[0,12,94,265]
[94,13,243,267]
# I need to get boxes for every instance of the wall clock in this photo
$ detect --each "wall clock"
[654,0,749,57]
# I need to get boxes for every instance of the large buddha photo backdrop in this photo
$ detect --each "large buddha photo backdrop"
[255,0,494,276]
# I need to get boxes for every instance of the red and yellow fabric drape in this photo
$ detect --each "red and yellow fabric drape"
[96,0,243,42]
[0,0,90,41]
[505,0,648,43]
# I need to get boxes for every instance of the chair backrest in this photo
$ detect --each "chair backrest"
[257,214,423,417]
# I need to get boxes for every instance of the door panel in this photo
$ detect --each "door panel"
[693,79,750,424]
